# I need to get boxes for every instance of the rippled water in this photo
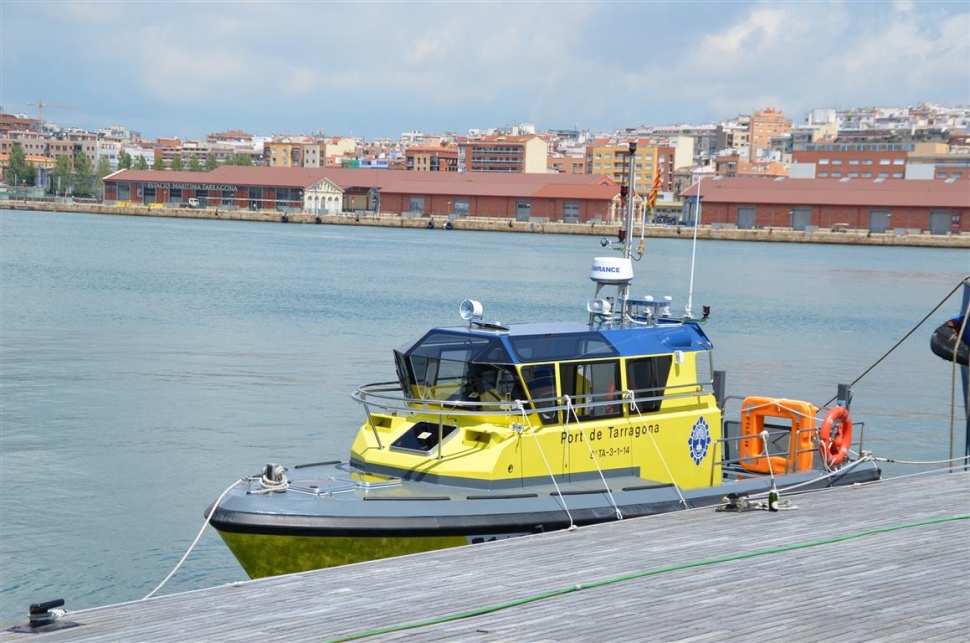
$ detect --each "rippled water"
[0,209,965,623]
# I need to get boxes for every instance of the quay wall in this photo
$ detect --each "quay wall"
[2,200,967,248]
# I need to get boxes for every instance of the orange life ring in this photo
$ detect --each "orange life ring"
[819,406,853,467]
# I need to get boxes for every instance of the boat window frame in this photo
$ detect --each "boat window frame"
[508,331,618,364]
[521,363,559,425]
[625,355,673,414]
[558,359,623,421]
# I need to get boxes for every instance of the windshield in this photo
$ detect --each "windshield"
[395,331,524,405]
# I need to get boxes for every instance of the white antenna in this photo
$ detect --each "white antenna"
[685,175,702,318]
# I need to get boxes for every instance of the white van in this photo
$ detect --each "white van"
[188,198,200,208]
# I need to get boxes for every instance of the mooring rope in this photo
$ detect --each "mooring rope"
[564,394,623,520]
[142,478,245,600]
[823,275,970,407]
[626,390,689,508]
[517,401,575,529]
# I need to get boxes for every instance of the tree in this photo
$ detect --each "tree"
[54,154,73,195]
[5,143,37,186]
[73,153,95,198]
[96,157,112,200]
[134,155,149,170]
[188,156,202,172]
[118,150,132,169]
[230,152,253,166]
[152,155,165,171]
[96,156,112,180]
[170,154,184,171]
[204,154,219,171]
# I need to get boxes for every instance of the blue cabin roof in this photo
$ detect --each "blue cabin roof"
[400,321,713,366]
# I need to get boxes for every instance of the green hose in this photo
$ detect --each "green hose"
[327,514,969,642]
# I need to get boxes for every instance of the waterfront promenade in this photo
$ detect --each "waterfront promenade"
[2,200,967,248]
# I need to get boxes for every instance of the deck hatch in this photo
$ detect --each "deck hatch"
[391,421,458,454]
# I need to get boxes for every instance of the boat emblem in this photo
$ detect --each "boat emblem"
[687,417,711,465]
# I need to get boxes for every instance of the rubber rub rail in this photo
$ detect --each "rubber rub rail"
[327,514,969,643]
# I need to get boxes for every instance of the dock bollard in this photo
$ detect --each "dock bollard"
[6,598,79,634]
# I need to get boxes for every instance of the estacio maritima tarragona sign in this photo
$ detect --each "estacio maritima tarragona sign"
[145,183,239,191]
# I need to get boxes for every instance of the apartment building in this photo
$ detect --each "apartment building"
[586,138,664,197]
[154,138,212,169]
[405,144,458,171]
[548,154,586,174]
[457,135,548,173]
[748,108,792,161]
[263,138,321,168]
[792,144,911,179]
[1,129,99,169]
[715,121,749,156]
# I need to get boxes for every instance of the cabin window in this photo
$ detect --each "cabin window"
[460,363,524,409]
[625,356,673,414]
[559,361,622,421]
[395,332,519,405]
[521,364,558,424]
[509,332,617,363]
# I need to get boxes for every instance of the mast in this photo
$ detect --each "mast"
[619,142,637,306]
[586,141,641,327]
[623,141,637,263]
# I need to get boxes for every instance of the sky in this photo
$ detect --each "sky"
[1,0,968,141]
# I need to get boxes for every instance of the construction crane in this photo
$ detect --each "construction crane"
[25,100,77,133]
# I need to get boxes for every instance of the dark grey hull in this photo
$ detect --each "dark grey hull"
[208,459,883,539]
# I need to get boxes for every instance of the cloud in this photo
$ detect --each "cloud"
[1,0,966,138]
[619,1,967,123]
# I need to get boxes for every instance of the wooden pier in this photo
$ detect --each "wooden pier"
[3,471,968,642]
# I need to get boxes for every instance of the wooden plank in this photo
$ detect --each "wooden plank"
[2,472,967,642]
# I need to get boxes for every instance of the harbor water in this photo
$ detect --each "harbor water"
[0,209,966,624]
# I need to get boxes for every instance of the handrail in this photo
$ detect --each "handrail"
[351,379,717,424]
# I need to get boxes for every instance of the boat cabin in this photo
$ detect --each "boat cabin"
[394,321,714,424]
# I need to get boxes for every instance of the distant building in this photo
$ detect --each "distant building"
[405,144,459,171]
[748,108,792,161]
[102,166,620,223]
[715,121,749,157]
[548,154,586,174]
[0,112,38,136]
[586,138,662,196]
[264,138,321,168]
[681,175,968,234]
[713,152,787,178]
[792,144,911,180]
[457,135,548,173]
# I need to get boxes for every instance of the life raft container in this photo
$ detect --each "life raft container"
[819,405,853,467]
[739,396,816,474]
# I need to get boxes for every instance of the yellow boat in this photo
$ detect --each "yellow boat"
[207,144,881,578]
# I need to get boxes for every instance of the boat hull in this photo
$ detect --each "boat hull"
[218,531,470,578]
[209,459,882,578]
